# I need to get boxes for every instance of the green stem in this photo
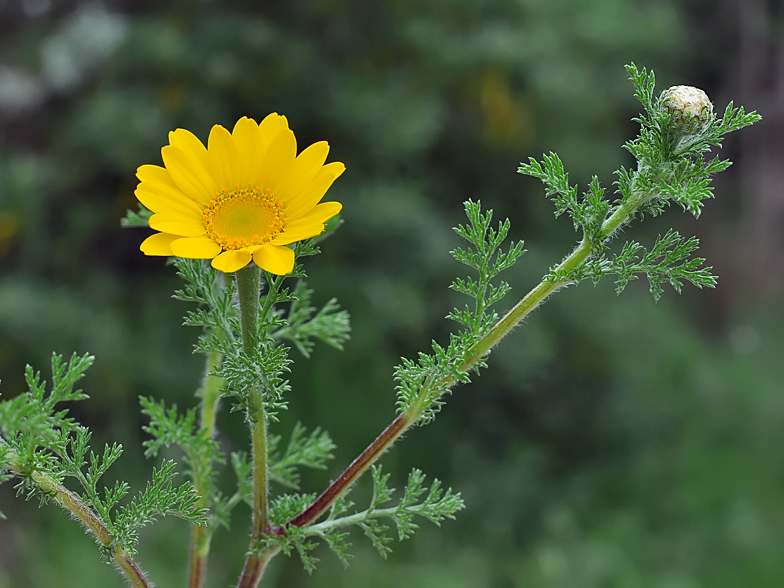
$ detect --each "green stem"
[6,452,152,588]
[188,349,224,588]
[199,351,224,439]
[464,188,650,367]
[235,264,274,588]
[601,188,651,238]
[461,237,591,369]
[237,265,261,354]
[249,393,271,538]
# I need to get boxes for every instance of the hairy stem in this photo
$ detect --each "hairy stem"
[237,265,261,353]
[464,186,650,367]
[199,351,224,439]
[235,264,274,588]
[188,349,224,588]
[461,237,590,368]
[284,413,413,530]
[114,548,153,588]
[237,548,280,588]
[249,393,271,538]
[6,453,152,588]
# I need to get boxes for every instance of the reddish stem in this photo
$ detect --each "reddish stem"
[236,549,278,588]
[188,525,208,588]
[282,412,411,531]
[114,550,153,588]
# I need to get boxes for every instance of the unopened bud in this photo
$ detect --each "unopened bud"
[660,85,712,136]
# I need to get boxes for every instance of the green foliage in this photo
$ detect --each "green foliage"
[576,230,717,300]
[393,338,472,426]
[139,396,224,523]
[0,353,91,454]
[220,343,293,422]
[229,422,336,507]
[396,201,525,424]
[517,153,610,244]
[162,250,350,549]
[173,255,350,423]
[268,423,336,490]
[0,354,206,557]
[272,281,351,359]
[174,259,239,352]
[119,206,152,228]
[519,64,759,298]
[449,200,527,336]
[110,459,205,557]
[621,64,759,218]
[269,466,464,572]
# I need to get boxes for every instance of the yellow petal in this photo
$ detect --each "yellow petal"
[253,244,294,275]
[170,237,222,259]
[207,124,240,189]
[320,161,346,180]
[149,213,206,237]
[284,163,344,220]
[288,201,342,226]
[258,113,289,159]
[211,249,252,273]
[232,117,262,186]
[168,128,212,173]
[137,163,204,205]
[136,164,172,184]
[256,129,296,192]
[271,222,324,245]
[243,245,265,254]
[276,141,331,202]
[161,145,219,203]
[135,188,202,218]
[140,233,179,256]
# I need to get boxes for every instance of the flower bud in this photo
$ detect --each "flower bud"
[659,85,712,136]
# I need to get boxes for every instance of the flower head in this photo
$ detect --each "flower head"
[660,85,713,136]
[136,114,344,274]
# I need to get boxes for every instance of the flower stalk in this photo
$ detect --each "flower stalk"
[235,264,276,588]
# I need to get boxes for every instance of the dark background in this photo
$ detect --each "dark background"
[1,1,783,586]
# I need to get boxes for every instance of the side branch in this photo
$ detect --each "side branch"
[279,192,648,533]
[6,454,153,588]
[282,413,412,530]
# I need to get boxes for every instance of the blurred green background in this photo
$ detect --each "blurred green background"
[1,0,783,586]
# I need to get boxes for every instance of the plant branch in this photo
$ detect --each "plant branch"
[282,413,412,530]
[6,452,152,588]
[279,180,654,534]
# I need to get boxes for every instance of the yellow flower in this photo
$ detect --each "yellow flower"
[136,114,344,274]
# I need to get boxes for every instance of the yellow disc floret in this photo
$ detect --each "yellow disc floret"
[202,185,285,250]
